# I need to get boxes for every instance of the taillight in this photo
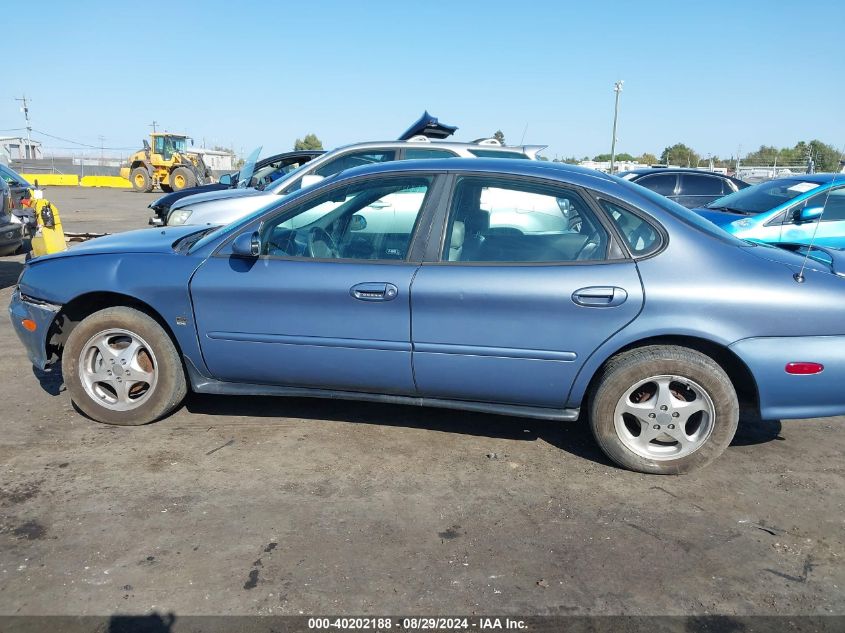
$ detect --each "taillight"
[785,362,824,375]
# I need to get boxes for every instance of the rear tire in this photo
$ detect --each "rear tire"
[169,167,196,191]
[130,167,153,193]
[588,345,738,474]
[62,306,187,426]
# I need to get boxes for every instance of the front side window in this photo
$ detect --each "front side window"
[314,150,395,178]
[261,177,431,261]
[600,200,662,256]
[793,186,845,222]
[442,177,608,263]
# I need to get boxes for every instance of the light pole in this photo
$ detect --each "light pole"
[609,80,624,174]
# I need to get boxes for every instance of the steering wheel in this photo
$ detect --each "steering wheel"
[307,226,340,259]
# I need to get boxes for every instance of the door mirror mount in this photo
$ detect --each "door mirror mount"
[232,231,261,257]
[218,173,233,186]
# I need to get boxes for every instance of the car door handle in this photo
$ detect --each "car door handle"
[572,286,628,307]
[350,282,399,302]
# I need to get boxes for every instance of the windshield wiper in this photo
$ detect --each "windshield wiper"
[174,227,220,253]
[706,205,754,215]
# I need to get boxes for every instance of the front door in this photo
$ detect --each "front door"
[411,176,645,408]
[780,185,845,248]
[190,174,437,395]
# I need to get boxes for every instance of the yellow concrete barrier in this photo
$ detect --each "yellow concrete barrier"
[80,176,132,188]
[20,173,79,186]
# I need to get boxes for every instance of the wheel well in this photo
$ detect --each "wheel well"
[584,335,760,412]
[46,292,180,363]
[130,162,148,173]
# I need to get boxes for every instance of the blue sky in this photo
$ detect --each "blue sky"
[4,0,844,160]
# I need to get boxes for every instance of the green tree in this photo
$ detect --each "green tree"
[660,143,699,167]
[637,152,658,165]
[493,130,506,145]
[294,133,323,151]
[805,140,841,172]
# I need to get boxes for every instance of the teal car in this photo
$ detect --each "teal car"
[694,173,845,248]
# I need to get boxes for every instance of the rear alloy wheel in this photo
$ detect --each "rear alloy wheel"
[130,167,153,193]
[589,345,738,474]
[62,307,186,425]
[169,167,196,191]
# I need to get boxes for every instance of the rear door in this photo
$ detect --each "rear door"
[410,175,645,408]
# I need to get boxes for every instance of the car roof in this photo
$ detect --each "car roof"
[621,168,731,177]
[329,138,545,155]
[768,172,844,184]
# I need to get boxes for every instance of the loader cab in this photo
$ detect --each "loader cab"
[152,134,188,161]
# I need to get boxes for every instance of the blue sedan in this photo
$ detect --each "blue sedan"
[9,159,845,474]
[695,173,845,247]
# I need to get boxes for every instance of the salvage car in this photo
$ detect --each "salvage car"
[695,173,845,248]
[10,159,845,474]
[148,149,323,225]
[0,177,24,255]
[165,112,543,227]
[619,168,748,208]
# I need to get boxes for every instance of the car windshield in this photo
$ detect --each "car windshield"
[0,164,30,187]
[705,179,823,215]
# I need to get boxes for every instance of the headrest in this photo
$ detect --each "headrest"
[450,220,466,251]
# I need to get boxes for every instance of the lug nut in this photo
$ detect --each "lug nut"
[648,413,656,418]
[653,424,661,430]
[672,412,679,418]
[668,424,676,430]
[660,405,668,411]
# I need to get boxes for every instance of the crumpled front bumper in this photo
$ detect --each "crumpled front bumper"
[8,288,61,370]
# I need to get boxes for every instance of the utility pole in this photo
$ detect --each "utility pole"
[609,80,624,174]
[149,120,158,133]
[14,95,33,159]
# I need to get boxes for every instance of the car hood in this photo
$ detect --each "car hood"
[170,186,270,211]
[693,207,746,227]
[149,183,229,210]
[30,226,208,263]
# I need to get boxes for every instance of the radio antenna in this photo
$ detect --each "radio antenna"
[794,144,845,283]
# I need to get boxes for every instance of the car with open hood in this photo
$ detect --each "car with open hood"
[164,112,545,227]
[10,159,845,475]
[147,149,323,225]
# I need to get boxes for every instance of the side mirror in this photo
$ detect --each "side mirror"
[218,173,233,186]
[232,231,261,257]
[300,174,325,189]
[794,206,824,223]
[350,214,367,231]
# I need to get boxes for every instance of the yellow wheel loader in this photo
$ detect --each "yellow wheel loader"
[119,133,212,193]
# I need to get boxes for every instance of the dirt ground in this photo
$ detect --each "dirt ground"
[0,188,843,618]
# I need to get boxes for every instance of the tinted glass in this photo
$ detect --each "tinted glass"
[314,151,395,178]
[636,174,677,196]
[680,174,725,196]
[600,200,662,256]
[261,177,431,261]
[706,178,823,215]
[442,177,607,263]
[404,148,457,160]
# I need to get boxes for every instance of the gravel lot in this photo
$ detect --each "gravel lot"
[0,188,843,618]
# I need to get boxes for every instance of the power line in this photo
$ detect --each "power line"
[30,128,134,150]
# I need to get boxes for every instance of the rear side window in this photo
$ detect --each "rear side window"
[600,200,662,256]
[680,175,725,196]
[442,177,608,263]
[636,174,677,196]
[404,148,457,160]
